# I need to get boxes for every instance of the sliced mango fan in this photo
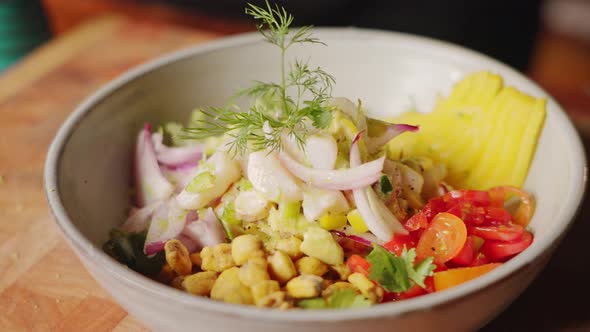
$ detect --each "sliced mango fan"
[386,71,546,190]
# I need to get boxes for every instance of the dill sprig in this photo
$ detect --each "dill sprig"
[181,1,334,155]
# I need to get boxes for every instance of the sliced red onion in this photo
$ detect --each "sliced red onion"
[120,202,160,233]
[143,199,188,255]
[185,209,199,223]
[145,241,166,256]
[366,123,419,153]
[152,132,203,167]
[177,234,200,253]
[350,132,407,241]
[278,151,384,191]
[331,230,380,256]
[135,124,174,207]
[332,230,373,247]
[182,207,226,249]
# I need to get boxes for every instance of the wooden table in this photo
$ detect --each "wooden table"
[0,16,588,332]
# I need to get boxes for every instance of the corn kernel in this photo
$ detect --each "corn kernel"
[164,239,192,275]
[182,271,218,296]
[295,256,328,276]
[190,252,202,267]
[251,280,280,306]
[232,234,264,266]
[348,272,383,303]
[319,214,348,231]
[239,258,270,287]
[257,291,292,309]
[275,237,303,260]
[211,267,253,305]
[286,275,323,299]
[268,250,297,284]
[347,209,369,233]
[201,243,235,272]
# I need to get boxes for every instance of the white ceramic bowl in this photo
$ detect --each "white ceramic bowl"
[44,28,586,332]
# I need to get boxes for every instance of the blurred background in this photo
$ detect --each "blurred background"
[0,0,588,122]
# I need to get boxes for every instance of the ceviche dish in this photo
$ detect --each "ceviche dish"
[103,2,546,310]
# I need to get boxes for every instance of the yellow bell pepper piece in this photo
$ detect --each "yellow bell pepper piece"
[433,263,502,291]
[319,214,348,231]
[346,209,369,233]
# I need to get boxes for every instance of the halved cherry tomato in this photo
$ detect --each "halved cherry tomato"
[404,211,428,232]
[416,212,468,264]
[445,202,462,218]
[489,186,535,226]
[346,254,370,276]
[444,190,491,207]
[384,234,416,256]
[450,235,476,266]
[469,224,524,242]
[481,231,533,260]
[463,205,486,225]
[483,207,513,225]
[423,197,446,220]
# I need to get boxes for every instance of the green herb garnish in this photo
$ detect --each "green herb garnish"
[103,230,165,276]
[366,244,436,293]
[182,1,334,155]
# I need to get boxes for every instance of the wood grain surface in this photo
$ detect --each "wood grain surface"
[0,16,216,331]
[0,15,589,332]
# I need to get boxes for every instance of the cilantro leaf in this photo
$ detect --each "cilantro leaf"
[328,289,371,309]
[367,244,411,292]
[366,244,436,293]
[309,106,332,129]
[400,246,436,288]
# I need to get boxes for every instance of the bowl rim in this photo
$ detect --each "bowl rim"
[44,27,587,322]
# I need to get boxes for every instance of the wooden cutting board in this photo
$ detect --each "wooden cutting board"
[0,16,218,331]
[1,15,589,332]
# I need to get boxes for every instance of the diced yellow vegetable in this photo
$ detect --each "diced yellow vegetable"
[281,201,302,219]
[319,214,348,231]
[300,227,344,266]
[386,71,546,190]
[347,209,368,233]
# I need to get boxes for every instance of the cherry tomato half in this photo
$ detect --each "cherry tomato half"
[416,212,468,264]
[346,254,370,276]
[444,190,491,206]
[469,224,524,242]
[384,234,417,256]
[481,231,533,260]
[489,186,535,226]
[404,211,428,232]
[450,235,476,266]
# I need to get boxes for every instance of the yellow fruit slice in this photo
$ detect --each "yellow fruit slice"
[386,71,546,190]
